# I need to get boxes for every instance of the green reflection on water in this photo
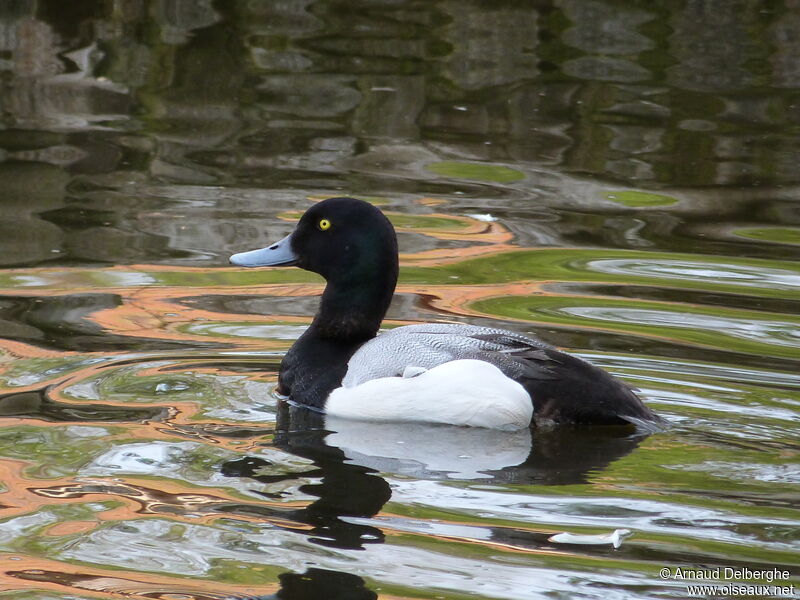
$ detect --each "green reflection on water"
[426,161,526,183]
[206,558,283,585]
[735,227,800,246]
[0,357,104,388]
[604,191,679,207]
[0,426,114,479]
[469,295,800,359]
[401,249,800,299]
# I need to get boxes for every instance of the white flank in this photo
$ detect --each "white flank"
[326,359,532,430]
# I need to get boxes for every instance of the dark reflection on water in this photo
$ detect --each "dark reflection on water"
[232,568,377,600]
[1,1,799,599]
[0,388,170,423]
[219,404,391,551]
[271,569,377,600]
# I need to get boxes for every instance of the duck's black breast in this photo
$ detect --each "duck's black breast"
[278,330,365,409]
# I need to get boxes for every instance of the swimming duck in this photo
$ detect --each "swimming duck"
[230,197,664,431]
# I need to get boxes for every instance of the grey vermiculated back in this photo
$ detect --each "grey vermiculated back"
[342,323,557,387]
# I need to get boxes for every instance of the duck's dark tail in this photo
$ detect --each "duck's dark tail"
[521,347,667,430]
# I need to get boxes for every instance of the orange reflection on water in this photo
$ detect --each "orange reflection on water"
[0,211,559,598]
[401,218,516,266]
[93,282,323,348]
[0,554,277,599]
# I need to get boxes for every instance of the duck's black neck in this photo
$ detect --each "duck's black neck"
[309,259,398,341]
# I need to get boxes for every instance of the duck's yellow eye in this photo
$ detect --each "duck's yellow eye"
[318,218,331,231]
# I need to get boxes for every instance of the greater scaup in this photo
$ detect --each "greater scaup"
[230,197,665,431]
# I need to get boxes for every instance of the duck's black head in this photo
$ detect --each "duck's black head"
[231,197,399,339]
[291,197,398,283]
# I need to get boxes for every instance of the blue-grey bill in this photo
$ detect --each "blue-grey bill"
[230,233,298,267]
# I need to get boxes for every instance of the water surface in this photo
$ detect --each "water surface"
[0,2,799,599]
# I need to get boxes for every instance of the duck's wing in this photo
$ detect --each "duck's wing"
[343,323,560,387]
[344,323,665,429]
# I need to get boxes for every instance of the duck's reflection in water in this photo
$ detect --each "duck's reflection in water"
[231,568,377,600]
[323,415,533,480]
[220,404,390,549]
[11,565,375,600]
[219,405,650,598]
[326,416,651,486]
[220,403,649,545]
